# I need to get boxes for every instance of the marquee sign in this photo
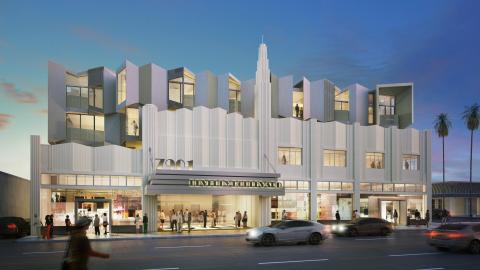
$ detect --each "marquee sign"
[189,179,283,189]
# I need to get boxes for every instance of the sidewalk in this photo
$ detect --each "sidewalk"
[17,229,247,243]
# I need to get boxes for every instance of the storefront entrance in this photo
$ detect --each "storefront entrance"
[74,198,112,235]
[380,200,407,225]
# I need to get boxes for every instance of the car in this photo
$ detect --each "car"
[425,223,480,254]
[245,220,327,246]
[0,217,30,238]
[332,217,393,237]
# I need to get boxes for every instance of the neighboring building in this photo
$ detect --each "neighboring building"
[30,42,431,235]
[0,171,30,219]
[433,181,480,217]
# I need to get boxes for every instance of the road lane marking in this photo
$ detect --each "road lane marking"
[355,237,394,241]
[389,252,442,257]
[22,251,64,255]
[258,259,328,265]
[143,268,180,270]
[415,268,445,270]
[154,245,211,249]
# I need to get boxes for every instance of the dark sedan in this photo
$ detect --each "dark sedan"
[0,217,30,238]
[332,217,393,237]
[426,223,480,254]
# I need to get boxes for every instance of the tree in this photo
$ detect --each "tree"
[462,103,480,218]
[434,113,452,211]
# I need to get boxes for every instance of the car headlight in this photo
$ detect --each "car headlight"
[248,230,262,238]
[333,224,346,232]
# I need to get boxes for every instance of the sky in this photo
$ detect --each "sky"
[0,0,479,181]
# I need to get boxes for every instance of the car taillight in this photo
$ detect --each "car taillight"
[425,230,440,238]
[7,223,17,230]
[446,232,466,239]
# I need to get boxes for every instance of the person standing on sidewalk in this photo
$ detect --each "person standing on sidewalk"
[93,214,100,236]
[159,210,166,230]
[143,213,149,234]
[335,211,341,224]
[49,214,54,238]
[425,210,431,228]
[393,210,399,225]
[102,213,109,235]
[242,211,248,228]
[202,210,208,228]
[186,209,192,233]
[134,214,141,234]
[66,217,109,270]
[178,210,184,233]
[65,215,72,233]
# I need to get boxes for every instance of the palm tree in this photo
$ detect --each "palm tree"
[434,113,452,211]
[462,103,480,218]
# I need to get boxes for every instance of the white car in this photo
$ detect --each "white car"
[245,220,327,246]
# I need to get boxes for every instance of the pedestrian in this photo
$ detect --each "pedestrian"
[65,215,72,233]
[234,211,239,228]
[441,209,448,224]
[295,103,299,118]
[236,211,241,228]
[159,210,166,230]
[202,210,208,228]
[102,213,108,235]
[143,213,149,233]
[335,210,341,224]
[134,214,141,234]
[414,209,421,220]
[393,210,399,225]
[44,215,51,239]
[169,210,174,231]
[172,211,178,232]
[178,210,184,232]
[281,209,287,220]
[186,209,192,232]
[242,211,248,228]
[49,214,54,238]
[93,214,100,236]
[425,210,430,228]
[64,217,109,270]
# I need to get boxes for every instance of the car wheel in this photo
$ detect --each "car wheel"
[308,233,322,245]
[261,234,275,246]
[380,228,389,236]
[469,240,480,254]
[348,228,359,237]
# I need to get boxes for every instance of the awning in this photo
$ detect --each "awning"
[145,169,284,196]
[432,181,480,197]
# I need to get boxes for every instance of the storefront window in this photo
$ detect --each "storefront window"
[383,184,394,192]
[360,183,371,192]
[297,181,310,190]
[407,198,424,219]
[365,152,384,169]
[394,184,405,192]
[323,150,346,167]
[330,182,341,191]
[372,183,383,192]
[405,184,416,192]
[274,193,309,220]
[317,182,329,190]
[360,198,369,217]
[317,193,352,220]
[278,147,302,165]
[342,182,353,191]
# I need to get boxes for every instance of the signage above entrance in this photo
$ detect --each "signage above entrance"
[189,179,283,189]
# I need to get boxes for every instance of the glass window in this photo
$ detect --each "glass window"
[77,175,93,185]
[405,184,416,192]
[379,95,395,116]
[66,114,80,129]
[59,175,76,185]
[365,152,384,169]
[94,176,110,186]
[415,185,424,193]
[317,182,329,190]
[323,150,346,167]
[335,90,349,111]
[394,184,405,192]
[111,176,126,186]
[183,83,194,108]
[66,86,81,108]
[342,182,353,191]
[81,115,94,130]
[127,177,142,186]
[330,182,341,191]
[278,147,302,166]
[360,183,371,192]
[168,82,182,103]
[402,154,420,170]
[94,88,103,109]
[284,181,297,189]
[383,184,394,192]
[297,181,310,190]
[95,116,104,131]
[317,193,352,220]
[368,93,375,125]
[117,68,126,104]
[371,183,383,192]
[273,193,310,220]
[126,108,140,136]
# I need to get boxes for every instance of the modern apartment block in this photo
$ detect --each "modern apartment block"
[30,42,431,234]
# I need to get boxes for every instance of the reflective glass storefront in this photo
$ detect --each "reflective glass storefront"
[317,193,353,220]
[359,194,424,225]
[40,188,142,227]
[271,193,310,220]
[157,194,259,230]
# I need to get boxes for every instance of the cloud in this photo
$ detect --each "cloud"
[71,26,139,54]
[1,82,38,104]
[0,114,13,130]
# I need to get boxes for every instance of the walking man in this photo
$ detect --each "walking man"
[202,210,208,228]
[143,213,149,234]
[335,210,341,224]
[93,214,100,236]
[393,209,399,225]
[186,209,192,233]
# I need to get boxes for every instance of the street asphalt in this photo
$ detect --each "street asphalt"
[1,230,478,270]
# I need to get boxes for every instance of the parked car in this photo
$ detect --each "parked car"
[332,218,393,237]
[246,220,327,246]
[0,217,30,238]
[426,223,480,254]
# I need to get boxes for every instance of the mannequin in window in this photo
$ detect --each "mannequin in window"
[404,160,409,170]
[281,154,287,165]
[370,160,376,168]
[376,160,382,169]
[132,120,139,136]
[295,104,300,118]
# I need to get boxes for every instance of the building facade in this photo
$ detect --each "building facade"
[30,42,431,234]
[432,181,480,217]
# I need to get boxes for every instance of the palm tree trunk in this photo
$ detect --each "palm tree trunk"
[469,129,473,218]
[442,136,445,211]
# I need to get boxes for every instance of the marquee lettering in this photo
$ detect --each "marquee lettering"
[189,179,283,189]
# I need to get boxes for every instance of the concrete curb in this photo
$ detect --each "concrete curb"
[16,233,246,243]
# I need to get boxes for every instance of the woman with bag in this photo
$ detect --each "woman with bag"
[63,216,109,270]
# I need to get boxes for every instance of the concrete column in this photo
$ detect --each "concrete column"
[142,194,157,232]
[30,135,41,236]
[353,181,361,214]
[425,130,432,218]
[259,196,271,226]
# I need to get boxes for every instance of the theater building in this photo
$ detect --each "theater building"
[29,42,431,234]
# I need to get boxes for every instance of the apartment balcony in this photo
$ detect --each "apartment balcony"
[334,110,350,123]
[380,114,399,127]
[66,127,105,146]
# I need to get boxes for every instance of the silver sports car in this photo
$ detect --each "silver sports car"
[245,220,327,246]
